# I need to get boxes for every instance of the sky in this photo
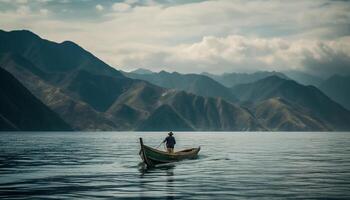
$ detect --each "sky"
[0,0,350,77]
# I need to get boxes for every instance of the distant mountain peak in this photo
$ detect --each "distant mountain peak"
[159,70,168,74]
[202,70,289,88]
[0,29,123,77]
[257,75,288,83]
[2,29,38,36]
[283,70,323,86]
[131,68,154,74]
[60,40,80,48]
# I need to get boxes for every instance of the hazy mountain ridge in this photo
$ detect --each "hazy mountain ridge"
[319,75,350,111]
[283,71,324,87]
[201,71,289,87]
[130,68,154,74]
[123,70,238,103]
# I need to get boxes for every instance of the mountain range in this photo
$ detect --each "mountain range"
[123,70,238,103]
[1,29,349,131]
[231,76,350,131]
[283,70,324,87]
[201,71,289,87]
[0,30,262,131]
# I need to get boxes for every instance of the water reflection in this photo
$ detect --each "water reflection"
[165,167,174,200]
[138,162,176,199]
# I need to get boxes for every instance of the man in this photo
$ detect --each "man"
[163,132,176,153]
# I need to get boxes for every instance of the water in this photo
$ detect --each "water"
[1,132,350,199]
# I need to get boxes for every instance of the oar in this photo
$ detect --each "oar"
[156,142,164,149]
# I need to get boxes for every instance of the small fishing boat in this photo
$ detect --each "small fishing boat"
[139,138,200,167]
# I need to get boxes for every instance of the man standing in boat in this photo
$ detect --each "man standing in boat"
[163,132,176,153]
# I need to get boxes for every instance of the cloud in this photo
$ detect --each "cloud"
[16,5,31,15]
[0,0,349,76]
[39,8,49,15]
[125,0,138,4]
[95,4,104,11]
[16,0,27,4]
[112,3,131,12]
[111,34,350,76]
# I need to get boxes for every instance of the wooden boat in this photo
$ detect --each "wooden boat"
[139,138,200,167]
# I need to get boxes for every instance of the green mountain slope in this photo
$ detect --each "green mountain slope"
[137,104,194,131]
[0,67,72,131]
[255,98,330,131]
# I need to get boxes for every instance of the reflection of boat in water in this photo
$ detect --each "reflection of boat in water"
[139,138,200,167]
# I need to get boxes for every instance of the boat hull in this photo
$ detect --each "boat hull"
[139,138,200,167]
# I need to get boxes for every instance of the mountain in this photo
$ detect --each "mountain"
[136,104,194,131]
[124,70,238,103]
[319,75,350,110]
[255,97,330,131]
[0,30,263,131]
[202,71,289,87]
[0,53,119,130]
[3,29,348,131]
[105,81,262,131]
[283,70,323,86]
[231,76,350,131]
[0,67,72,131]
[130,68,154,74]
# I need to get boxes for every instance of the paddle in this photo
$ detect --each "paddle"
[156,141,164,149]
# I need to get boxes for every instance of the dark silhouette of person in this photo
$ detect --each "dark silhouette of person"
[163,132,176,153]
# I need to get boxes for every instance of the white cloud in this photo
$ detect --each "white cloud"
[104,34,350,75]
[168,35,350,74]
[39,8,49,15]
[95,4,104,11]
[112,3,131,12]
[16,5,30,15]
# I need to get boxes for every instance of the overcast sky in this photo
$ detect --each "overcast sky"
[0,0,349,77]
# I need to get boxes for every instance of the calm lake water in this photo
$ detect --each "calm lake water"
[1,132,350,199]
